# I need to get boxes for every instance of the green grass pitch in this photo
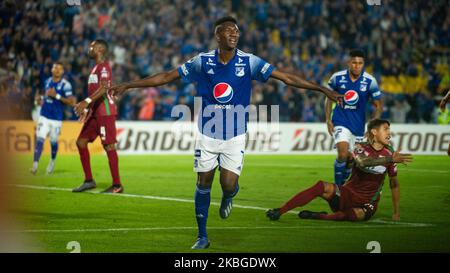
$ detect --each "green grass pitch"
[9,154,450,253]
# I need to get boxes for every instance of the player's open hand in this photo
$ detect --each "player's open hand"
[110,84,128,96]
[392,150,413,165]
[78,109,88,123]
[46,87,57,98]
[74,101,89,120]
[323,88,344,106]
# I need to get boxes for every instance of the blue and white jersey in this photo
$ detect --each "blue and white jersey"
[178,49,274,140]
[327,69,381,136]
[40,77,73,121]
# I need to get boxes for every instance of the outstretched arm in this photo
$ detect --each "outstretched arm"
[325,98,334,136]
[270,70,343,103]
[354,150,413,168]
[110,69,180,96]
[389,176,400,221]
[440,89,450,112]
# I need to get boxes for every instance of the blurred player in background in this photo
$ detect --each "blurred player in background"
[266,119,412,222]
[30,62,76,175]
[110,16,342,249]
[439,89,450,156]
[325,49,382,186]
[72,39,123,194]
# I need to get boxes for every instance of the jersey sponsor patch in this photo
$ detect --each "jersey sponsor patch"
[88,74,98,84]
[213,82,233,103]
[344,90,359,106]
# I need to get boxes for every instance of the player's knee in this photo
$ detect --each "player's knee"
[76,139,87,149]
[103,144,116,151]
[337,150,350,161]
[320,181,335,199]
[197,173,214,187]
[197,179,213,188]
[219,169,239,186]
[220,181,238,193]
[322,181,333,193]
[219,176,238,190]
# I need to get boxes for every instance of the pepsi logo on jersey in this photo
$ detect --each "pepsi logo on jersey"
[344,90,359,105]
[213,82,234,103]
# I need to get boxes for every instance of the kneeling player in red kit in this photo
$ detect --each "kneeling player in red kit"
[266,119,412,222]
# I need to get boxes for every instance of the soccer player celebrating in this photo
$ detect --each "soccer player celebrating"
[110,16,342,249]
[30,62,76,175]
[266,119,412,222]
[439,89,450,156]
[72,40,123,194]
[325,49,383,186]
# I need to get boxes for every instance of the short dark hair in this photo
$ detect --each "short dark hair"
[95,39,109,53]
[367,118,390,133]
[349,48,365,59]
[53,61,64,68]
[214,16,237,29]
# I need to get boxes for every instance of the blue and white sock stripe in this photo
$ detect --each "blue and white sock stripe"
[196,186,211,195]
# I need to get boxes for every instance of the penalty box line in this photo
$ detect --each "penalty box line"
[11,184,435,229]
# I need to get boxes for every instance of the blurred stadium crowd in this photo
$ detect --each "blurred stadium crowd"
[0,0,449,123]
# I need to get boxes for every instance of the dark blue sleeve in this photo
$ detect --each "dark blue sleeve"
[177,55,202,84]
[369,78,381,100]
[249,54,274,82]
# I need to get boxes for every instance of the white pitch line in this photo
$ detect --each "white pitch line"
[12,184,435,228]
[0,223,435,234]
[370,219,434,227]
[12,184,292,214]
